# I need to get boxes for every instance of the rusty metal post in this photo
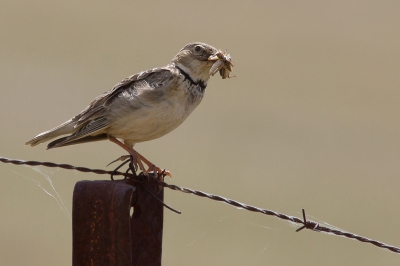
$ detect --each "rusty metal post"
[72,178,163,266]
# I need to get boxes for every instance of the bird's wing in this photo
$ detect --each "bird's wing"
[73,66,172,125]
[45,66,175,149]
[26,66,175,148]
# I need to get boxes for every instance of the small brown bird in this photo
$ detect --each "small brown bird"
[26,42,234,176]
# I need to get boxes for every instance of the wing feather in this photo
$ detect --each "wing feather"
[48,117,109,148]
[31,65,175,149]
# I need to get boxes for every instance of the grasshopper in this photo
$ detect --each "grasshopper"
[209,50,235,79]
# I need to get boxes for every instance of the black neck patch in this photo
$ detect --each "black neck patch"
[176,66,206,92]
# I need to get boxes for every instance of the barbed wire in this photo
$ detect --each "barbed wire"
[1,156,399,254]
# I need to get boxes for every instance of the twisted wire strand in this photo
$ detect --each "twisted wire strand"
[1,156,399,254]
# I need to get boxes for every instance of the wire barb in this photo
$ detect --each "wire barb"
[296,209,319,232]
[1,156,399,254]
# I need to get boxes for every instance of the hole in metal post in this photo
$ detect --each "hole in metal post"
[130,188,139,218]
[131,204,141,219]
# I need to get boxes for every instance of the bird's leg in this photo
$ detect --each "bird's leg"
[108,136,171,178]
[135,152,172,179]
[108,136,147,175]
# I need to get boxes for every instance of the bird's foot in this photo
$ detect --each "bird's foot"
[107,153,146,179]
[147,165,172,181]
[107,155,137,180]
[142,167,170,194]
[107,154,171,181]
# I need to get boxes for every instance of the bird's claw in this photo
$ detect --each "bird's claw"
[147,165,172,180]
[142,167,170,194]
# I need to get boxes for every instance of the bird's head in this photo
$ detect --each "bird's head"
[171,42,221,83]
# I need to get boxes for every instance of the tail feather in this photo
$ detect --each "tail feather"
[25,120,75,147]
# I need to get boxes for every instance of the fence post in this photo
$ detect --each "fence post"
[72,177,163,266]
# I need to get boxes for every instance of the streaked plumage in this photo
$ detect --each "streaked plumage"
[26,42,234,176]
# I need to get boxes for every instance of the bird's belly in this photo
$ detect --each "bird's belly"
[107,98,200,143]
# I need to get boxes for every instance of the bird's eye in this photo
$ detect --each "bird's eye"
[194,45,202,52]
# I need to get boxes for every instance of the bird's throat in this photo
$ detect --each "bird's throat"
[176,66,207,92]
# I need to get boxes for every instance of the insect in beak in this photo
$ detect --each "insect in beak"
[209,50,235,79]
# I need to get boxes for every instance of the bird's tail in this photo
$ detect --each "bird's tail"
[25,120,75,147]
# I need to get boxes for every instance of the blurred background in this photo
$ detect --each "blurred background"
[1,1,400,265]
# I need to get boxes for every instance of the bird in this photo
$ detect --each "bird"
[25,42,234,177]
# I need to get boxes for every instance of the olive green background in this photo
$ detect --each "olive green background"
[1,1,400,265]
